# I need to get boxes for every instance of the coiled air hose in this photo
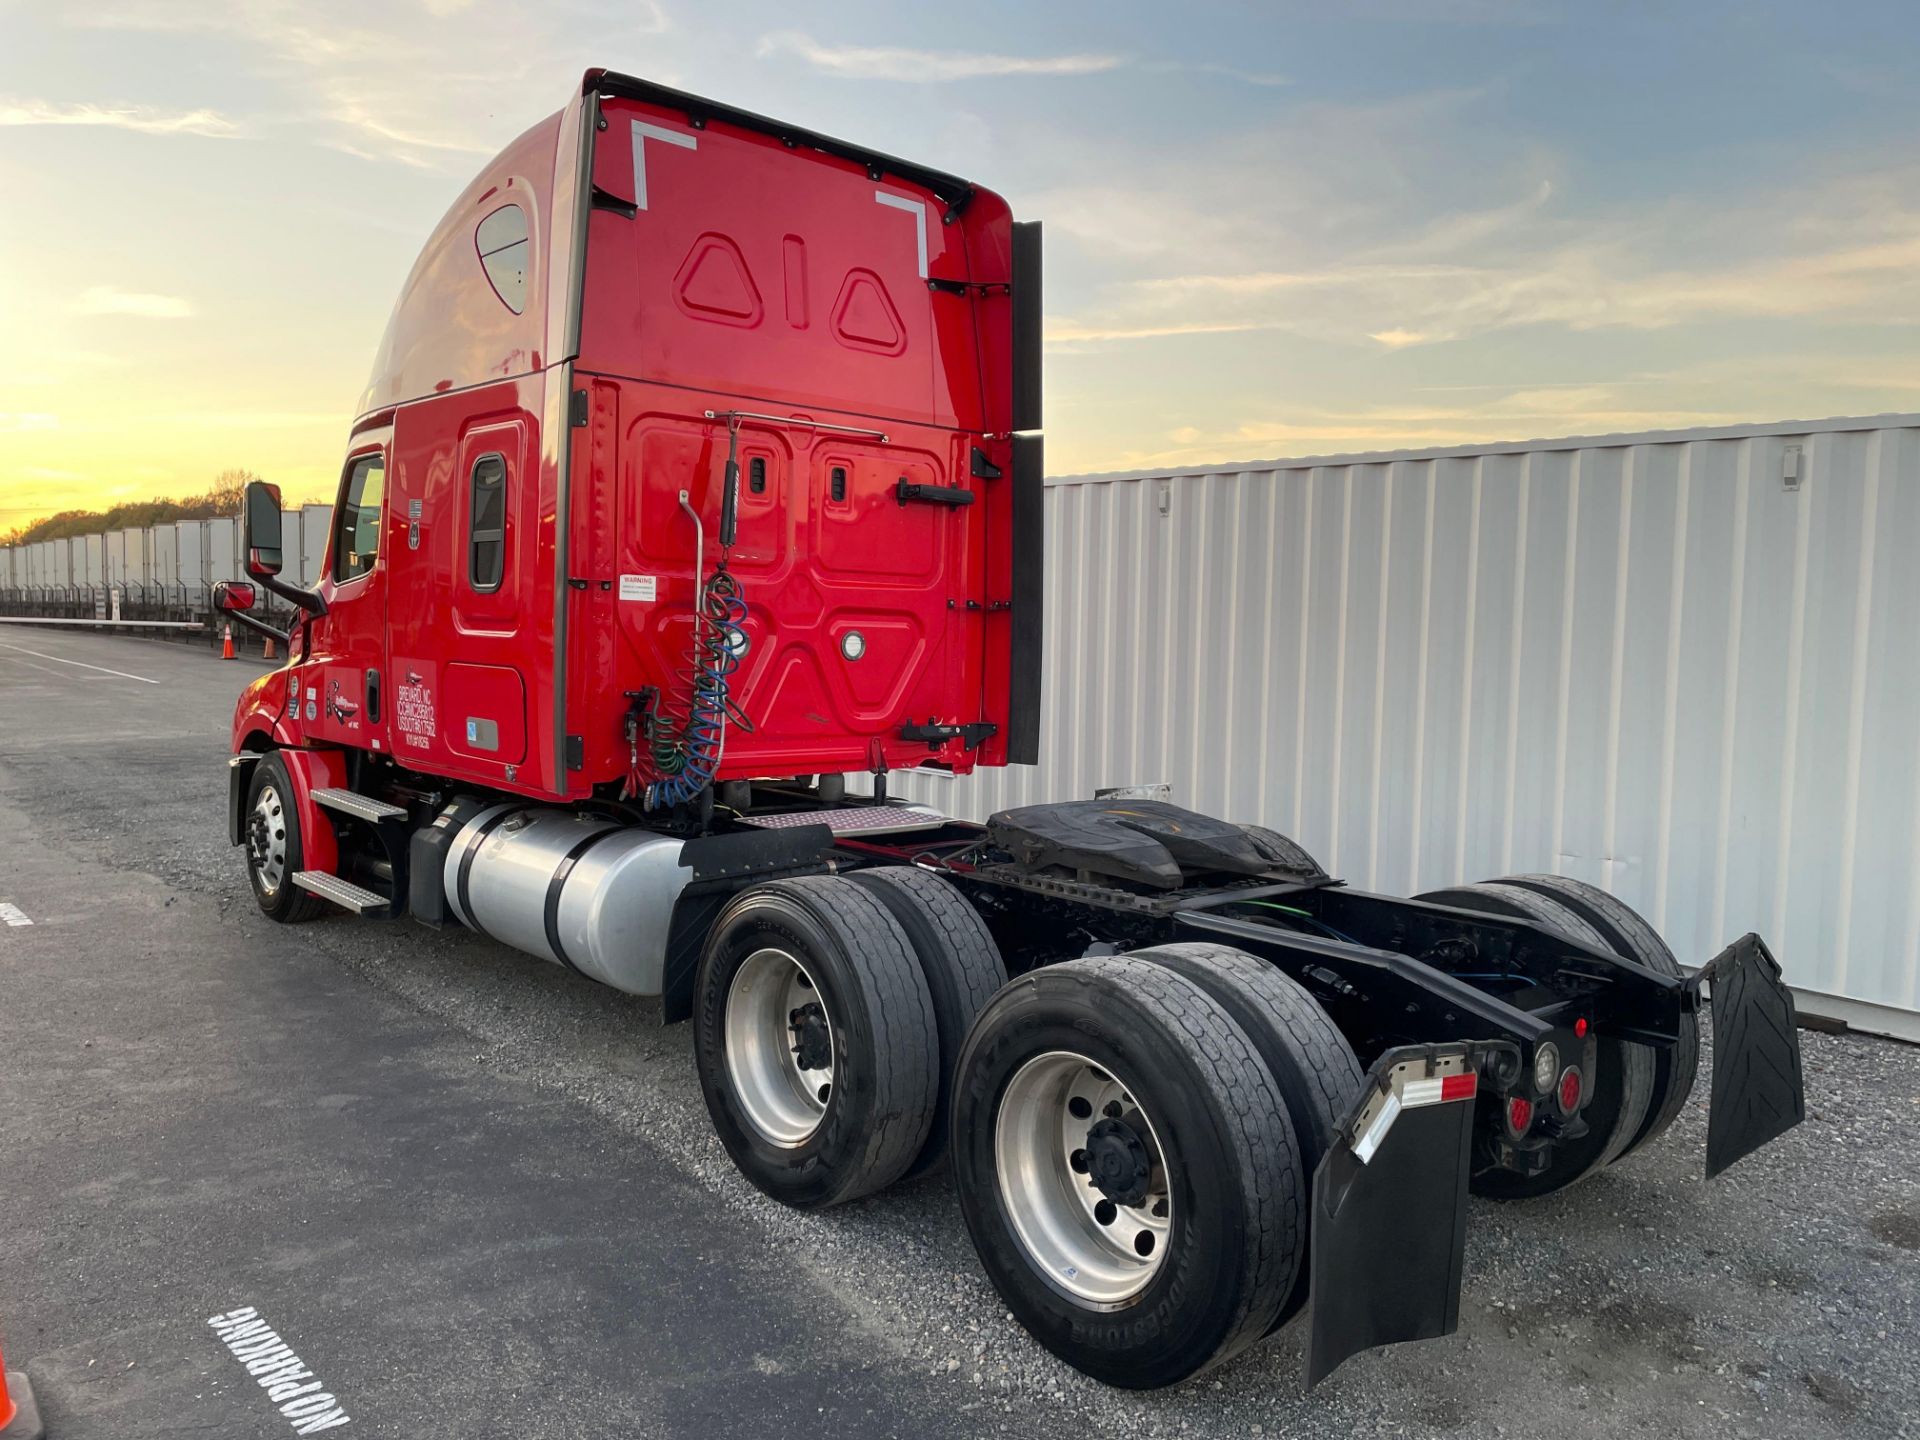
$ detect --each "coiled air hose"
[627,419,753,810]
[640,565,748,809]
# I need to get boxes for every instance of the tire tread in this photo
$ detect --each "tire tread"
[1065,954,1304,1372]
[846,866,1007,1175]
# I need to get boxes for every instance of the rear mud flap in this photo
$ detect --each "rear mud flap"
[1700,933,1805,1178]
[1306,1042,1513,1388]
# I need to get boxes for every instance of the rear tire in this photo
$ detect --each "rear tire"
[952,955,1303,1388]
[845,866,1007,1178]
[694,876,939,1209]
[1416,881,1654,1199]
[1129,942,1361,1330]
[244,753,328,924]
[1496,873,1698,1157]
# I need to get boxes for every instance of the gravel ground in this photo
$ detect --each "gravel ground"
[3,631,1918,1438]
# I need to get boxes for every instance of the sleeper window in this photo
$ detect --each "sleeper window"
[476,205,528,314]
[469,453,507,592]
[333,455,385,583]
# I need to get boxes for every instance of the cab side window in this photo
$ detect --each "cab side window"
[468,453,506,592]
[476,205,528,314]
[333,454,386,583]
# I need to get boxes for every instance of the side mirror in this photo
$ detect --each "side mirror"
[213,580,256,612]
[244,480,284,577]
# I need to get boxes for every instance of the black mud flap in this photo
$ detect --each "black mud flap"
[1306,1041,1514,1388]
[227,753,260,846]
[1700,933,1805,1178]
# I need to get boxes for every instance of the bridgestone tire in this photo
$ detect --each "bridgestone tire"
[694,876,939,1209]
[1496,873,1698,1158]
[1128,942,1362,1331]
[245,753,329,924]
[846,866,1008,1178]
[951,955,1304,1388]
[1415,881,1655,1200]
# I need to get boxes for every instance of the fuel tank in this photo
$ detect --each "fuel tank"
[442,804,693,995]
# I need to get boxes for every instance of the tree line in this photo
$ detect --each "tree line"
[1,469,259,547]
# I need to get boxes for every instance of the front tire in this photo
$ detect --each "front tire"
[694,876,939,1209]
[244,753,327,924]
[952,955,1304,1387]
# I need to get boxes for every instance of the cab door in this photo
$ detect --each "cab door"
[380,392,535,787]
[298,439,390,752]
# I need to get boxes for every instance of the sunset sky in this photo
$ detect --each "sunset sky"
[5,0,1920,528]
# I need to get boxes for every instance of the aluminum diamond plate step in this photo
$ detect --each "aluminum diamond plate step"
[738,804,948,836]
[312,787,408,823]
[291,870,390,915]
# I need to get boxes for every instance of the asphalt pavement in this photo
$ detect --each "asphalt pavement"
[1,630,1916,1439]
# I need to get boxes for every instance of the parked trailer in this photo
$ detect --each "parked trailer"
[300,504,330,586]
[216,69,1805,1393]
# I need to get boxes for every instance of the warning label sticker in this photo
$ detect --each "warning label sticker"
[618,574,657,602]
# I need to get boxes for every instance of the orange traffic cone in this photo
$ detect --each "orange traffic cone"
[1,1336,44,1440]
[222,622,235,660]
[263,633,276,660]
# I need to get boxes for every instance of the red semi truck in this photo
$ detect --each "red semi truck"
[221,69,1805,1390]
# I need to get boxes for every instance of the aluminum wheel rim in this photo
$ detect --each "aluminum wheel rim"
[724,947,835,1147]
[994,1050,1174,1307]
[249,783,288,895]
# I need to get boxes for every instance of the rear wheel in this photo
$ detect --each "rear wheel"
[845,866,1007,1177]
[1129,942,1361,1330]
[694,876,939,1209]
[244,753,328,924]
[1497,873,1698,1157]
[952,955,1303,1388]
[1416,881,1654,1199]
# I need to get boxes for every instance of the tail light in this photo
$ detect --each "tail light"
[1557,1066,1583,1115]
[1506,1096,1534,1134]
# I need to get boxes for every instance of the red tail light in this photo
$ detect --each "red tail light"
[1558,1067,1583,1114]
[1507,1096,1534,1134]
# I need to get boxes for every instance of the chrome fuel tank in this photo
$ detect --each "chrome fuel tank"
[442,805,693,995]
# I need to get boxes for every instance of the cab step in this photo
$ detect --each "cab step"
[291,870,390,915]
[311,787,408,824]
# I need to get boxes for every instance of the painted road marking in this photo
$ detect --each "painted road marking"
[0,903,30,927]
[208,1307,351,1433]
[0,642,159,684]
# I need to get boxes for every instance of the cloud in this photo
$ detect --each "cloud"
[754,31,1285,88]
[0,414,59,433]
[1047,155,1920,354]
[0,99,241,138]
[756,31,1123,81]
[1110,394,1751,470]
[72,287,195,319]
[57,1,560,169]
[1046,318,1279,346]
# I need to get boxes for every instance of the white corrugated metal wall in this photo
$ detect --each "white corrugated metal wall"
[894,414,1920,1026]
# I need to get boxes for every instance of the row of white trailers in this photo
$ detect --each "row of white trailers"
[0,505,332,604]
